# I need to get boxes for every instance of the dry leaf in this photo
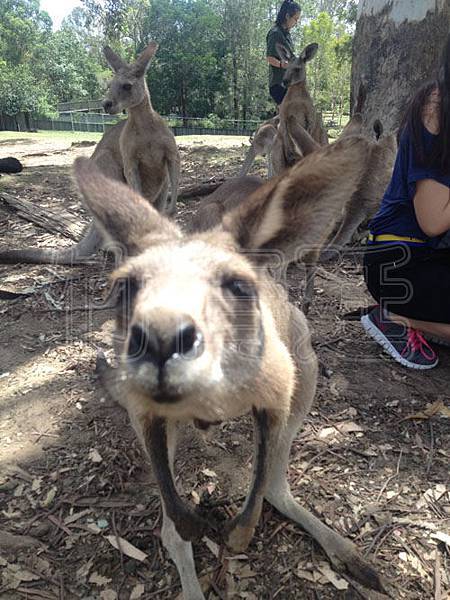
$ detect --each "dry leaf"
[87,523,102,534]
[130,583,145,599]
[76,557,94,580]
[401,399,450,421]
[100,590,117,600]
[41,486,57,507]
[105,535,147,562]
[1,564,40,590]
[88,448,103,463]
[236,564,257,579]
[296,568,321,583]
[203,536,220,558]
[316,562,349,590]
[201,468,217,478]
[318,421,364,440]
[31,478,42,492]
[64,509,91,525]
[89,572,112,586]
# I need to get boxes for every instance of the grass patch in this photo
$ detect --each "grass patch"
[0,130,103,144]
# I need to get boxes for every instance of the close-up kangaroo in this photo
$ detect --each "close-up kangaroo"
[0,42,180,266]
[72,133,386,599]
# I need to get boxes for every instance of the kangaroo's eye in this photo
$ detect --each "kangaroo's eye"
[122,83,132,91]
[222,277,256,299]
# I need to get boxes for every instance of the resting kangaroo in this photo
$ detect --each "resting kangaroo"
[239,115,279,177]
[0,42,180,265]
[73,134,385,599]
[270,43,328,175]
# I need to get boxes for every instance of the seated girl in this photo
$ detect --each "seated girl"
[361,34,450,370]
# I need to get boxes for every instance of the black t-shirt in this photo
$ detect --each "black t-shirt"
[266,24,294,87]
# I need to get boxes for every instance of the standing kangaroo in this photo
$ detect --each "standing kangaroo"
[239,115,279,177]
[0,42,180,265]
[270,43,328,175]
[73,134,385,599]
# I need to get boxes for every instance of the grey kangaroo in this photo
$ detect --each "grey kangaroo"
[270,43,329,175]
[73,133,386,599]
[239,115,279,177]
[0,42,180,265]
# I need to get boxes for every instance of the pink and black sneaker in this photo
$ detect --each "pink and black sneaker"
[361,306,438,370]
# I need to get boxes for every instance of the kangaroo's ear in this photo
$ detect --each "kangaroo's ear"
[132,41,158,77]
[276,42,293,62]
[300,43,319,62]
[73,158,181,259]
[103,46,128,72]
[338,113,363,139]
[222,136,370,263]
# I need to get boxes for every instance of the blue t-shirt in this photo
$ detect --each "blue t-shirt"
[369,125,450,247]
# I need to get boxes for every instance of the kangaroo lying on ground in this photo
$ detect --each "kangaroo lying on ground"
[0,42,180,266]
[239,116,279,177]
[270,43,329,176]
[189,175,264,232]
[73,133,385,599]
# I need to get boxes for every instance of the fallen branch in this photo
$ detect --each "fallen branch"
[0,192,84,240]
[178,179,225,200]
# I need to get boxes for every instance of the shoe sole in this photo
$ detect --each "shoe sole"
[361,315,438,370]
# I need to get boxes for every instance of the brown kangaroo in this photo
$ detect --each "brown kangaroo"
[73,133,385,599]
[239,115,279,177]
[270,43,329,175]
[0,42,180,265]
[321,119,397,261]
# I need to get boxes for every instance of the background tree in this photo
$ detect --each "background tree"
[351,0,450,132]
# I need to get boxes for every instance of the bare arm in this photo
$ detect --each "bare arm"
[266,56,288,68]
[414,179,450,237]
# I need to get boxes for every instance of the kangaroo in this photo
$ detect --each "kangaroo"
[239,115,279,177]
[188,175,264,233]
[72,133,386,599]
[270,43,329,176]
[321,119,398,262]
[0,42,180,266]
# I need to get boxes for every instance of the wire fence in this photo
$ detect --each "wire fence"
[29,111,263,136]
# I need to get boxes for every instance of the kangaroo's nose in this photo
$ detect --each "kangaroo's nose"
[103,100,113,112]
[127,319,203,367]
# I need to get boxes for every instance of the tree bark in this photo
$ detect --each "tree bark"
[351,0,450,133]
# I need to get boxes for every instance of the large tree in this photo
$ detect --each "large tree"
[351,0,450,132]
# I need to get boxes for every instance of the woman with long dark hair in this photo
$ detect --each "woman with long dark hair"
[266,0,301,106]
[361,34,450,370]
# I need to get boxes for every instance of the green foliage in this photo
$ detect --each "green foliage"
[0,0,355,123]
[301,12,352,115]
[0,61,53,115]
[0,0,102,118]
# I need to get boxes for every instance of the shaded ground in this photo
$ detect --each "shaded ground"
[0,133,449,600]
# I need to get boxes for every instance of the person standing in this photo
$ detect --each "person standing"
[266,1,301,106]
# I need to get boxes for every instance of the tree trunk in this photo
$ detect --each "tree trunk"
[351,0,450,133]
[232,54,239,124]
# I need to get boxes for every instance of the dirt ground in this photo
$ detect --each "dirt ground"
[0,133,449,600]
